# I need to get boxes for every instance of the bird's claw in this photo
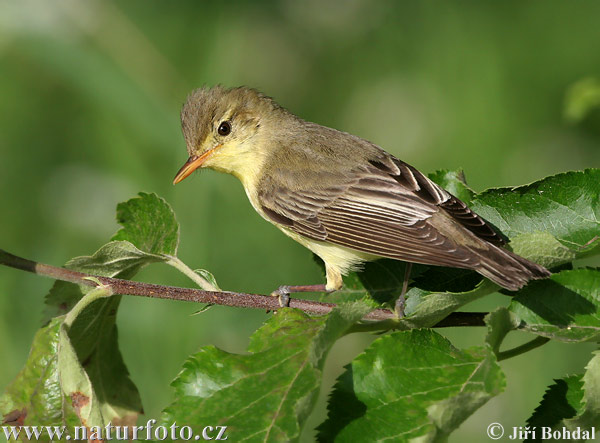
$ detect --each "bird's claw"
[271,286,291,308]
[395,294,406,319]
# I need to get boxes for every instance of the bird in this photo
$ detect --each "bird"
[173,85,550,314]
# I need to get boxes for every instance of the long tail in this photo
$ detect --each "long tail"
[474,245,551,291]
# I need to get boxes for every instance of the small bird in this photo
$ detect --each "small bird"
[173,86,550,313]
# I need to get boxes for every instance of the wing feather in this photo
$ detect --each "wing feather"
[258,153,504,270]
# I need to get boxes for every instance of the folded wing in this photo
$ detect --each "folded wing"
[258,155,503,270]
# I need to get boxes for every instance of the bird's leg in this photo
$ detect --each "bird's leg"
[271,284,329,307]
[395,263,413,318]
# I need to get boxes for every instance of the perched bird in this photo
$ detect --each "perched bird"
[173,86,550,312]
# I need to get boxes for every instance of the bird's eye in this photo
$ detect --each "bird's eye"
[218,121,232,136]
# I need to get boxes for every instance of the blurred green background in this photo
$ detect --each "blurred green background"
[1,1,600,441]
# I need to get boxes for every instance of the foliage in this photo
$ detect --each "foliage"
[1,168,600,442]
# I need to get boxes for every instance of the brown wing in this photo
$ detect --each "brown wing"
[258,154,504,270]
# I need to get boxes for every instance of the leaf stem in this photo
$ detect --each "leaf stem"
[164,255,219,291]
[0,248,487,327]
[64,283,113,328]
[497,336,550,361]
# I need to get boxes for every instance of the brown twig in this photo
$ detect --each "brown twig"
[0,249,487,326]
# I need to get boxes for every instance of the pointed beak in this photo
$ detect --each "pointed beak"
[173,144,222,184]
[173,154,205,184]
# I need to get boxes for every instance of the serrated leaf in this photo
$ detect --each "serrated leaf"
[318,329,505,442]
[162,302,371,442]
[0,318,70,430]
[111,192,179,256]
[508,269,600,342]
[471,169,600,269]
[565,351,600,432]
[1,286,140,441]
[525,352,600,440]
[526,376,584,436]
[316,366,365,442]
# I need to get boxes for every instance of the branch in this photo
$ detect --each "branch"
[0,249,486,326]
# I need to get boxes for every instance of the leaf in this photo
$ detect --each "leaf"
[471,169,600,269]
[0,318,70,429]
[1,286,140,439]
[565,351,600,432]
[526,352,600,439]
[526,376,584,436]
[112,192,179,256]
[316,366,365,442]
[46,192,181,317]
[508,269,600,342]
[162,302,371,442]
[57,287,109,435]
[429,168,475,204]
[194,269,221,291]
[325,258,496,329]
[485,307,521,355]
[318,329,505,442]
[43,240,163,319]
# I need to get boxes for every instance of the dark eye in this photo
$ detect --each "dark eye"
[218,121,231,136]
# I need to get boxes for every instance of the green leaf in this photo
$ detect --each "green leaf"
[44,240,163,319]
[326,259,496,329]
[112,192,179,256]
[1,286,141,439]
[11,236,156,437]
[508,269,600,342]
[429,168,475,204]
[162,302,371,442]
[0,318,70,430]
[318,329,505,442]
[56,286,114,435]
[471,169,600,269]
[565,351,600,432]
[526,352,600,439]
[526,375,584,435]
[485,307,521,355]
[316,366,365,442]
[194,269,221,290]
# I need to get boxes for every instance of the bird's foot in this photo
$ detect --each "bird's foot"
[271,286,291,308]
[394,294,406,319]
[395,263,412,319]
[270,284,329,309]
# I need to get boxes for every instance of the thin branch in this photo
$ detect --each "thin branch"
[0,249,487,326]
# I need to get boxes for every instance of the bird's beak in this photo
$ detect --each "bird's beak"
[173,144,222,184]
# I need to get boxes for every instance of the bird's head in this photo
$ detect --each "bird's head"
[173,85,288,185]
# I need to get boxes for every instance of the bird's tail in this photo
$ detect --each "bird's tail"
[475,246,551,291]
